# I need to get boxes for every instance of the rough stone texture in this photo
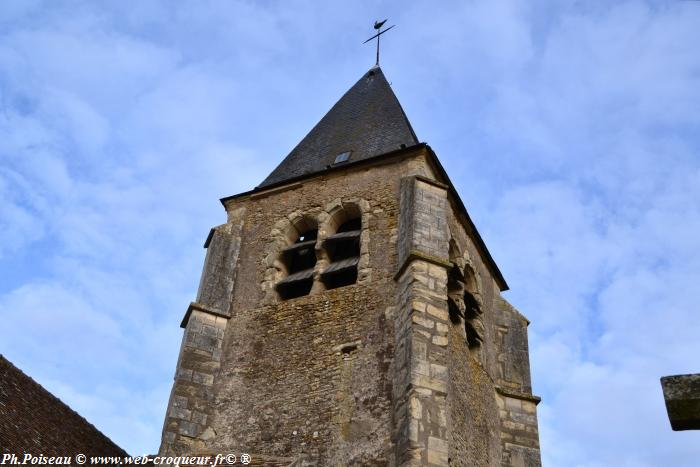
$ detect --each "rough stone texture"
[393,261,451,466]
[496,391,540,467]
[397,177,450,270]
[159,308,229,455]
[492,301,540,466]
[159,213,245,455]
[201,151,430,466]
[661,373,700,431]
[443,200,541,467]
[259,198,372,304]
[196,211,246,312]
[394,176,451,466]
[159,146,541,465]
[494,299,533,394]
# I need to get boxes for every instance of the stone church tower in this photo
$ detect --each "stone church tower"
[159,66,542,466]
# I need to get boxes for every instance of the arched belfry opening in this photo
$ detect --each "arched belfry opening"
[463,276,484,349]
[276,217,318,300]
[447,241,484,351]
[321,205,361,290]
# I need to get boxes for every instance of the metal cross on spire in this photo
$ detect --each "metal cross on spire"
[363,19,395,66]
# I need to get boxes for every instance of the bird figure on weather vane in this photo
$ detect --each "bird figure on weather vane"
[363,19,395,66]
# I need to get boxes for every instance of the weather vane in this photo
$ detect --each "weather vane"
[363,19,395,66]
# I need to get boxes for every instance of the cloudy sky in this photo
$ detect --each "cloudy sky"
[1,0,699,465]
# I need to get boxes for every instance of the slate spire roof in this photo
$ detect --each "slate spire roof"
[259,66,419,188]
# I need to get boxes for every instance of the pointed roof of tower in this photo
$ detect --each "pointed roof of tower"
[259,66,419,188]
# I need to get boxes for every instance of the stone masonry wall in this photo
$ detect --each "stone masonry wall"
[393,261,451,466]
[160,307,229,455]
[443,206,503,465]
[202,149,435,465]
[158,145,541,466]
[494,298,541,467]
[445,200,541,466]
[159,213,245,455]
[393,176,452,466]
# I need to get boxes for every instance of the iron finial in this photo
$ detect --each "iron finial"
[363,19,395,66]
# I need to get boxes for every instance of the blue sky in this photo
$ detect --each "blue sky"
[1,1,699,465]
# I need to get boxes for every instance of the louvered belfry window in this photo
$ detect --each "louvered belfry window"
[447,264,483,349]
[276,228,318,300]
[321,217,361,290]
[463,290,483,348]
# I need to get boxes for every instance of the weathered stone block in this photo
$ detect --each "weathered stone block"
[180,421,201,438]
[170,407,191,421]
[661,373,700,431]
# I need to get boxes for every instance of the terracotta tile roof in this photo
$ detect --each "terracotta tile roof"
[0,354,128,456]
[259,66,418,188]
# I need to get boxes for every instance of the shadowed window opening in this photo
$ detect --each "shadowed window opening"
[464,291,480,320]
[322,216,361,290]
[337,218,361,233]
[322,267,358,290]
[448,298,462,325]
[465,322,481,348]
[340,343,358,354]
[277,277,314,300]
[464,290,482,348]
[326,238,359,262]
[284,229,317,274]
[277,228,318,300]
[447,265,464,325]
[298,230,317,243]
[447,261,484,349]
